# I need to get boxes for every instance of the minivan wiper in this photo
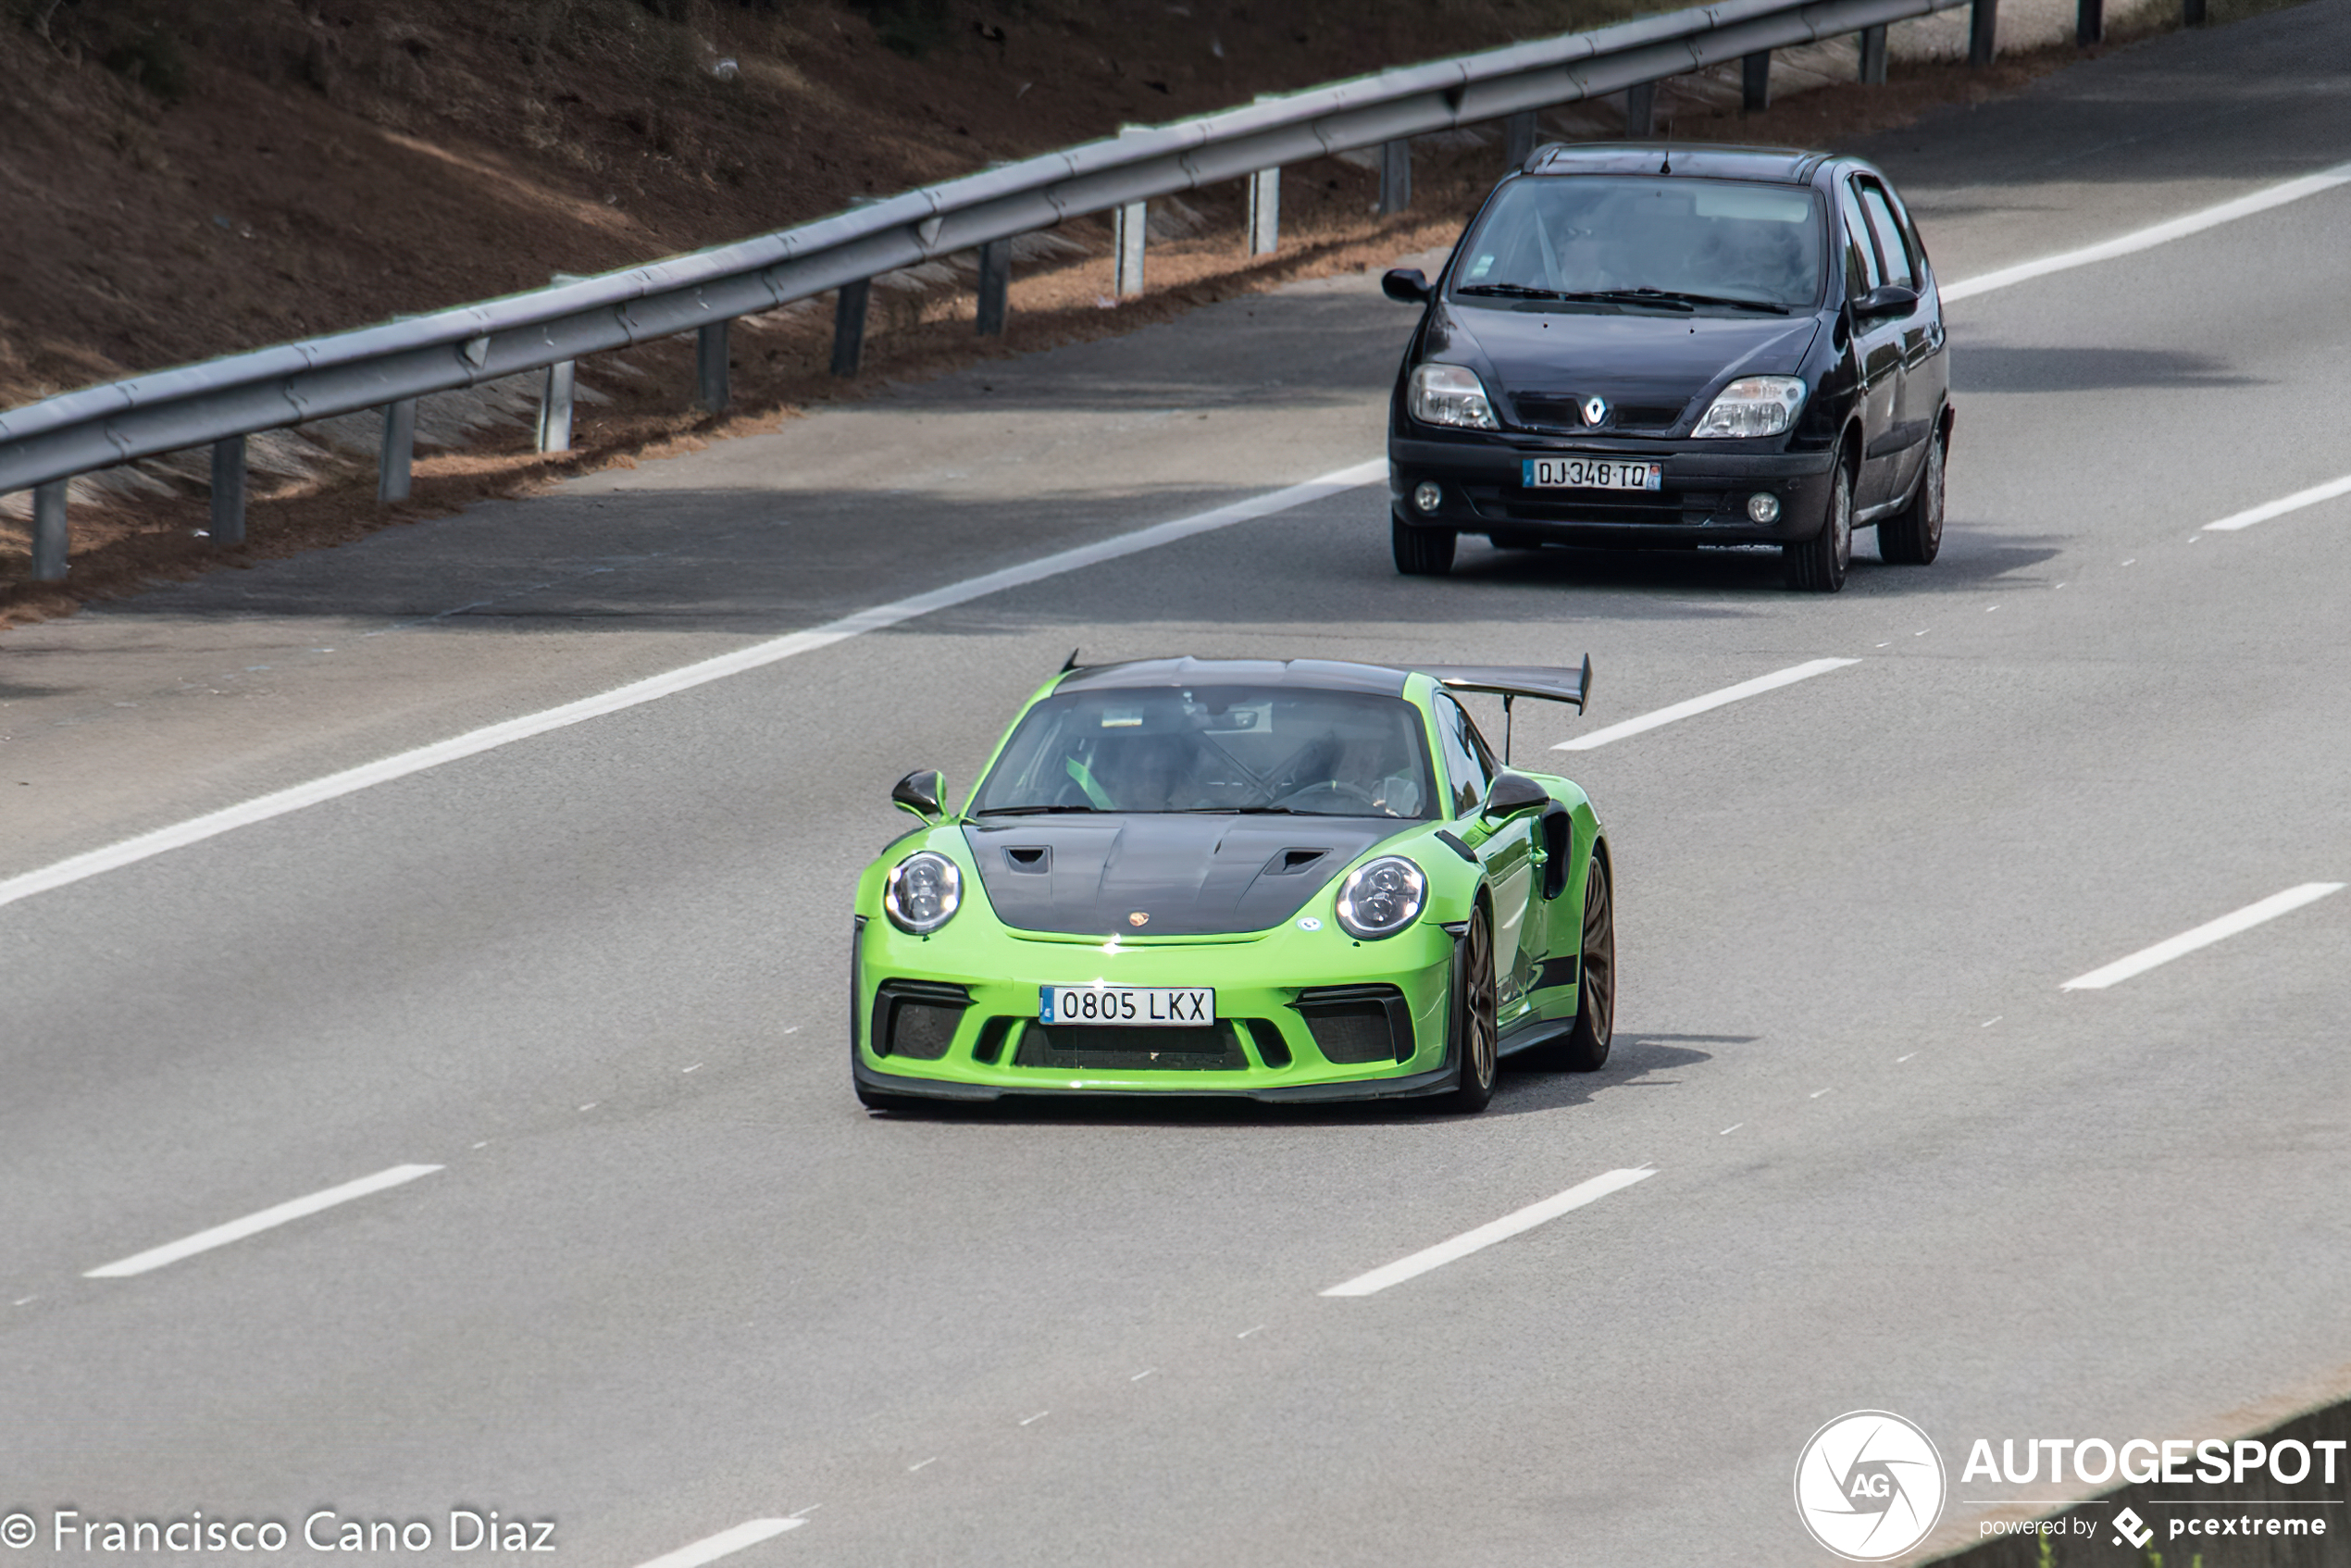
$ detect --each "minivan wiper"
[1454,282,1570,299]
[1572,287,1790,315]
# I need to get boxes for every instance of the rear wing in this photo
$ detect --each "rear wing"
[1417,656,1592,764]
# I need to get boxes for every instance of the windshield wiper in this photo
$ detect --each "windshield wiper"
[1576,287,1788,315]
[1454,282,1570,299]
[975,804,1102,815]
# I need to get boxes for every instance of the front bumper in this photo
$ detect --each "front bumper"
[1390,430,1838,547]
[852,915,1462,1102]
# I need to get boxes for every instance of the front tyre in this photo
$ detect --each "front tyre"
[1393,512,1457,577]
[1782,456,1852,592]
[1556,854,1615,1072]
[1878,422,1946,565]
[1444,903,1499,1112]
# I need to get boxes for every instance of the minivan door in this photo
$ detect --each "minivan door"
[1837,176,1909,513]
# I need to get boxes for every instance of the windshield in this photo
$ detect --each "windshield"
[1452,176,1825,311]
[972,685,1437,818]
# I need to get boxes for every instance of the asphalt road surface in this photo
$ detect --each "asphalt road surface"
[6,7,2351,1564]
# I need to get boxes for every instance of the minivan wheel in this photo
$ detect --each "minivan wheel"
[1783,457,1852,592]
[1393,512,1457,577]
[1879,425,1947,565]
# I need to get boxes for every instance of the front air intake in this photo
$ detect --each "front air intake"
[1291,985,1414,1064]
[874,980,971,1060]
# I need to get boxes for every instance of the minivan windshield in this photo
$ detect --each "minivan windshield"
[972,686,1437,818]
[1451,176,1825,312]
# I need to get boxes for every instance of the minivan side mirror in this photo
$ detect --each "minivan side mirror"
[1853,282,1920,317]
[1480,771,1551,820]
[891,768,947,822]
[1382,268,1432,305]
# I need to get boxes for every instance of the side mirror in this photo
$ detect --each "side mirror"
[891,768,947,823]
[1480,771,1550,820]
[1382,268,1431,305]
[1853,282,1919,317]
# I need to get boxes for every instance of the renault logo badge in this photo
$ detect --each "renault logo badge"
[1583,395,1609,426]
[1128,911,1151,927]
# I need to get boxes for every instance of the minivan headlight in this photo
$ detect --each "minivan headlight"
[883,851,962,935]
[1409,364,1500,430]
[1693,376,1807,438]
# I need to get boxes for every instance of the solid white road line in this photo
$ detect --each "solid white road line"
[1554,659,1858,751]
[2061,883,2345,991]
[84,1164,442,1279]
[0,460,1385,915]
[1941,161,2351,303]
[2204,473,2351,532]
[1320,1168,1654,1298]
[630,1519,802,1568]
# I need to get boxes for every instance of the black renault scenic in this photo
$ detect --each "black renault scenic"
[1384,143,1950,592]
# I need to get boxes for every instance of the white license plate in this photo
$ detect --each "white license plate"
[1039,985,1215,1027]
[1522,456,1662,491]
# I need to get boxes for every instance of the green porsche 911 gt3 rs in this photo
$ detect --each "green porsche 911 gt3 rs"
[851,655,1613,1113]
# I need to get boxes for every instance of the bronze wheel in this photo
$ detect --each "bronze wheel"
[1447,902,1499,1112]
[1558,855,1615,1071]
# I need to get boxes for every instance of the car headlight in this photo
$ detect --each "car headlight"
[883,851,962,935]
[1334,855,1426,940]
[1409,364,1500,430]
[1692,376,1807,438]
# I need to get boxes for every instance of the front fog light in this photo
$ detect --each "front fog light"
[1413,481,1443,514]
[1748,492,1782,524]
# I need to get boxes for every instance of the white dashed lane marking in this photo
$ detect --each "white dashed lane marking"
[630,1519,801,1568]
[2061,883,2344,991]
[1554,660,1859,752]
[83,1164,442,1280]
[1320,1169,1654,1298]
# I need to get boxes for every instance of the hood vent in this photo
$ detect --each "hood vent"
[1003,846,1051,872]
[1263,847,1330,876]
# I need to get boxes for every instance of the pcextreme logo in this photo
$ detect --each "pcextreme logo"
[1795,1411,1949,1562]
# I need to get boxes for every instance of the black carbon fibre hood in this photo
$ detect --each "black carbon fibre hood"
[962,815,1405,937]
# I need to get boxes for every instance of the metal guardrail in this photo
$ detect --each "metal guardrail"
[1,0,1997,580]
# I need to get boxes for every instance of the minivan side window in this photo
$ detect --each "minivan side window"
[1857,180,1916,290]
[1432,693,1493,818]
[1838,181,1884,299]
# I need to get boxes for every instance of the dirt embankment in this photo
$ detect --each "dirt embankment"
[0,0,2198,624]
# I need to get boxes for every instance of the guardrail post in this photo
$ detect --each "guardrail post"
[536,360,576,454]
[378,398,416,504]
[976,239,1012,336]
[2077,0,2105,41]
[1858,25,1888,82]
[1503,110,1538,168]
[30,479,68,581]
[2182,0,2205,22]
[1246,168,1280,255]
[1113,201,1147,296]
[1377,141,1412,214]
[209,434,246,547]
[1970,0,1998,64]
[1742,51,1773,110]
[695,320,730,415]
[831,280,870,378]
[1625,81,1657,136]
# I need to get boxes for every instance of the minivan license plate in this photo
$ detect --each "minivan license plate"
[1523,457,1662,491]
[1039,986,1215,1027]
